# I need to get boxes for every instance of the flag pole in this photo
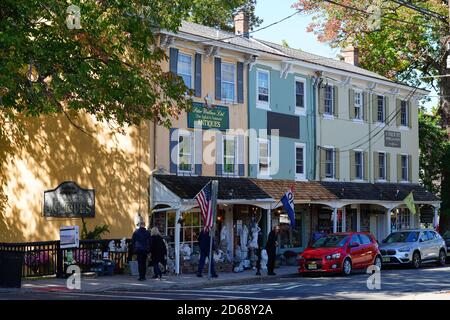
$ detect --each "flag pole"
[208,180,219,280]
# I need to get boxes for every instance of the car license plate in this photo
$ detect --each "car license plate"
[308,263,317,270]
[382,257,390,262]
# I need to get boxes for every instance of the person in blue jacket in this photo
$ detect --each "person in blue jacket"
[197,229,218,278]
[131,221,151,281]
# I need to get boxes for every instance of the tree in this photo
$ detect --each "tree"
[294,0,450,230]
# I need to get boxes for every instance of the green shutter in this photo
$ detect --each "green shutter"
[372,94,378,123]
[408,101,412,128]
[386,153,391,182]
[373,151,379,180]
[396,99,402,126]
[333,86,339,117]
[384,96,389,123]
[320,148,326,179]
[335,148,340,180]
[363,151,368,181]
[397,154,402,182]
[350,150,355,181]
[363,92,368,122]
[408,155,412,182]
[319,86,325,114]
[349,88,355,119]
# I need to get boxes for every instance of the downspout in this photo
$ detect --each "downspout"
[368,92,372,183]
[311,77,317,180]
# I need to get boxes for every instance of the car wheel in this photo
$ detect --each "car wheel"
[342,258,352,276]
[374,255,382,270]
[412,252,421,269]
[437,250,446,267]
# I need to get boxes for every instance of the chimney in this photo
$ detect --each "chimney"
[341,46,359,66]
[234,11,249,38]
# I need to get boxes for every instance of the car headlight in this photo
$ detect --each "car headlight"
[325,253,341,260]
[398,247,411,252]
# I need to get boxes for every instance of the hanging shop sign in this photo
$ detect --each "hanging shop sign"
[384,131,401,148]
[43,181,95,218]
[60,226,80,249]
[187,102,229,130]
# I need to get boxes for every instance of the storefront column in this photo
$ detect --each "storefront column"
[356,205,361,232]
[332,207,338,233]
[175,209,181,275]
[267,209,272,233]
[385,206,392,239]
[434,205,440,229]
[341,207,346,232]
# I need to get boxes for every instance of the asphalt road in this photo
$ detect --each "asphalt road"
[2,265,450,300]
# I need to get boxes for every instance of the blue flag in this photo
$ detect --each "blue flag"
[280,186,295,228]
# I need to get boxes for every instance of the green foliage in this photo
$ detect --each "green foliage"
[281,39,290,48]
[81,217,110,240]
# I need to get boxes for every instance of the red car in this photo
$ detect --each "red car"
[298,232,382,276]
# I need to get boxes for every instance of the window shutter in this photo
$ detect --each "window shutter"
[238,134,245,176]
[320,148,326,179]
[318,86,325,114]
[372,94,378,123]
[237,62,244,104]
[373,152,379,180]
[349,89,355,119]
[396,99,402,126]
[194,53,202,98]
[384,96,389,122]
[363,92,369,122]
[408,155,412,182]
[169,128,178,174]
[169,48,178,74]
[194,129,202,175]
[333,86,339,117]
[334,148,340,179]
[215,131,223,176]
[386,153,391,181]
[363,152,368,181]
[397,154,402,182]
[350,150,355,181]
[407,101,412,128]
[215,57,222,101]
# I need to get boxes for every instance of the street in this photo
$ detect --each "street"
[2,265,450,300]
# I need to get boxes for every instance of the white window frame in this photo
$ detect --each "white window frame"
[257,138,271,179]
[295,77,307,116]
[177,129,193,175]
[400,100,409,128]
[401,154,409,182]
[324,84,334,117]
[353,90,363,121]
[377,151,387,182]
[295,142,306,181]
[324,146,335,180]
[376,95,385,124]
[221,61,236,104]
[256,69,270,110]
[353,150,364,181]
[177,52,193,90]
[222,135,237,176]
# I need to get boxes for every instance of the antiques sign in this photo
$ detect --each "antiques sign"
[384,131,401,148]
[43,181,95,218]
[187,102,229,130]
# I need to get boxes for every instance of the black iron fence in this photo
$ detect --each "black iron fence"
[0,239,131,278]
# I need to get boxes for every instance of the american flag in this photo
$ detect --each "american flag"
[195,181,214,231]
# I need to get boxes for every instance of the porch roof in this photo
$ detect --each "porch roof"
[318,182,440,203]
[250,179,338,202]
[153,174,272,201]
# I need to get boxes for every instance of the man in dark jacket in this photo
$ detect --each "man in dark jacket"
[265,225,280,276]
[131,221,151,281]
[197,229,218,278]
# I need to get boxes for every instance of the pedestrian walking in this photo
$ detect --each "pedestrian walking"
[131,221,151,281]
[197,229,218,278]
[149,227,167,279]
[265,225,280,276]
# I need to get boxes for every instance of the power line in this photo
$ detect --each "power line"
[390,0,447,22]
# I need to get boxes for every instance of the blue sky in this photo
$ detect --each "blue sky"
[254,0,436,110]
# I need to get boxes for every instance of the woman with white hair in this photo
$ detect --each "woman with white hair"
[149,227,167,279]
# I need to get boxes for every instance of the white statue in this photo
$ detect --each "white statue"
[119,238,127,252]
[108,240,116,252]
[240,225,249,259]
[248,223,261,249]
[261,249,268,270]
[181,244,191,260]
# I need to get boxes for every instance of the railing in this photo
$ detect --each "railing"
[0,239,131,278]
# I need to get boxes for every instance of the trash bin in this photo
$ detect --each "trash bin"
[0,251,25,288]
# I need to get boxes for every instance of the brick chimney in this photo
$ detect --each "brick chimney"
[341,46,359,66]
[234,11,249,38]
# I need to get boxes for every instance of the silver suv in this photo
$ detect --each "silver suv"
[379,229,447,268]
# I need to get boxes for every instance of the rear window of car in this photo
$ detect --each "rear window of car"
[312,235,349,248]
[384,232,419,243]
[358,234,372,245]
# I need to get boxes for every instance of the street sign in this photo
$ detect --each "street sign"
[60,226,80,249]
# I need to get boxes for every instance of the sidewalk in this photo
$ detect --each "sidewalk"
[17,266,298,294]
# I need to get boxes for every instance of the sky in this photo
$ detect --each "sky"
[253,0,437,110]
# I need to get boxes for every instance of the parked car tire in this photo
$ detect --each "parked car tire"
[437,249,446,267]
[373,255,382,270]
[412,251,421,269]
[342,258,352,276]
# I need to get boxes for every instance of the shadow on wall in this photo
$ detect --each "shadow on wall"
[0,111,150,242]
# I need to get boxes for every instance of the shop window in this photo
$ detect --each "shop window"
[391,208,411,231]
[278,211,302,248]
[165,211,202,251]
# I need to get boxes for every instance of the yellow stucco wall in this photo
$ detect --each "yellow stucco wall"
[0,113,150,242]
